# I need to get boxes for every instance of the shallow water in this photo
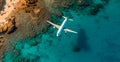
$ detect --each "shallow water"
[3,0,120,62]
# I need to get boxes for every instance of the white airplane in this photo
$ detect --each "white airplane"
[47,16,78,37]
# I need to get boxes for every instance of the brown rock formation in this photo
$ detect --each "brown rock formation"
[0,0,2,9]
[4,0,50,42]
[0,16,16,34]
[0,1,50,60]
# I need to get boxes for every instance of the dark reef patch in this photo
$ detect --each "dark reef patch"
[86,4,104,15]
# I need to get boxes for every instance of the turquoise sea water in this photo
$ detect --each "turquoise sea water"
[3,0,120,62]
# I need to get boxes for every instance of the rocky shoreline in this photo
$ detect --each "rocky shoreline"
[0,0,50,61]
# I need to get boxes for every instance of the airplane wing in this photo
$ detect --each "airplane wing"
[46,20,60,29]
[64,28,78,34]
[47,20,78,36]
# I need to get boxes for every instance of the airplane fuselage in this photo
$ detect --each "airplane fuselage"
[56,16,67,36]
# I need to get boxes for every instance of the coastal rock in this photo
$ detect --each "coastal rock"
[4,0,50,42]
[0,0,2,10]
[25,0,38,4]
[0,16,16,34]
[6,17,16,34]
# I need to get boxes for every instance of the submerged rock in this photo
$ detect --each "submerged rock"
[78,0,90,7]
[86,4,104,15]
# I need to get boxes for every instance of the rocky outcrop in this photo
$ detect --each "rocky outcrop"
[0,16,16,34]
[0,0,2,9]
[4,0,50,42]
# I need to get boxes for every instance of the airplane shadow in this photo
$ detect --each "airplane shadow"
[76,28,90,52]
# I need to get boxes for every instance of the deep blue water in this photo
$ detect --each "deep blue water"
[3,0,120,62]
